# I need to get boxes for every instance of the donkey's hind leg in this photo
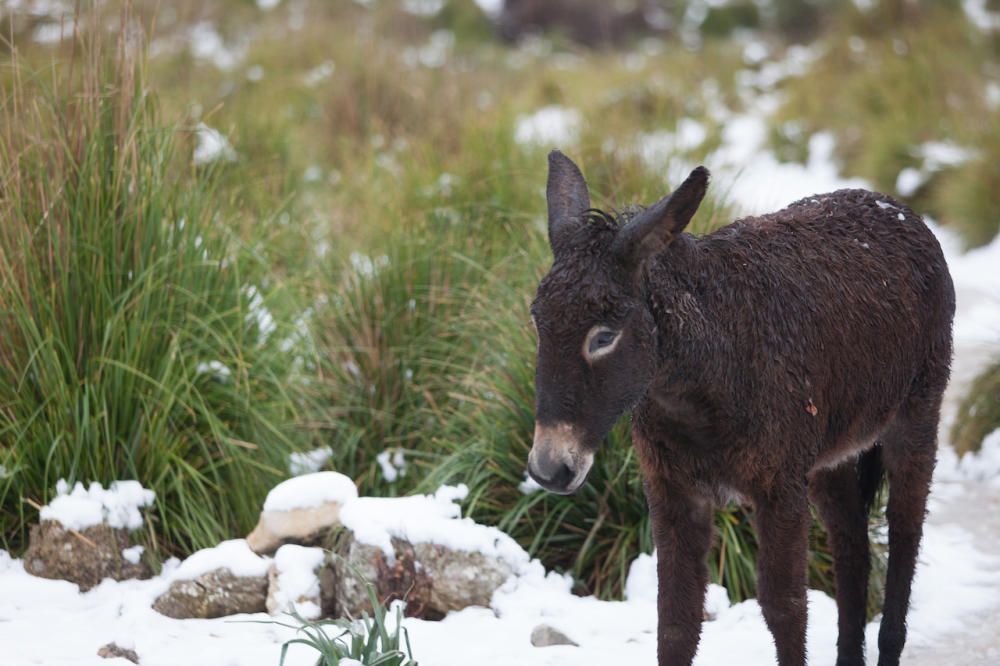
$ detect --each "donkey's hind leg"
[809,455,874,666]
[876,407,939,666]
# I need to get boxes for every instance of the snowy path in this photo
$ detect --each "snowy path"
[900,478,1000,665]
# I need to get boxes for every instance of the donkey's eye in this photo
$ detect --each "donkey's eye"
[591,330,617,351]
[584,326,621,360]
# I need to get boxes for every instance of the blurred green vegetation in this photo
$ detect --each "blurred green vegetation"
[1,0,995,603]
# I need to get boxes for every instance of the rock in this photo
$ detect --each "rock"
[266,545,335,618]
[97,643,139,663]
[412,542,514,613]
[23,521,151,591]
[329,531,514,620]
[247,471,358,555]
[530,624,578,648]
[246,501,344,555]
[152,569,268,619]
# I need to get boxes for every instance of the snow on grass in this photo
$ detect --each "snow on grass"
[270,545,325,619]
[170,539,270,582]
[376,449,407,483]
[193,123,237,166]
[964,0,1000,32]
[339,484,531,571]
[402,30,454,69]
[698,120,867,215]
[195,359,231,380]
[242,284,276,341]
[189,22,246,71]
[262,471,359,512]
[39,480,154,531]
[288,448,333,476]
[514,106,582,148]
[122,545,144,565]
[402,0,444,16]
[896,140,978,197]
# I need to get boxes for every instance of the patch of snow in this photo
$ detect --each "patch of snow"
[518,472,542,495]
[339,485,531,571]
[895,141,977,198]
[256,0,280,9]
[188,22,246,71]
[964,0,1000,32]
[171,539,269,581]
[402,0,443,16]
[376,450,407,483]
[895,167,925,197]
[122,545,144,565]
[514,106,582,148]
[193,123,236,165]
[920,141,977,171]
[33,20,74,44]
[348,251,389,278]
[960,429,1000,482]
[40,480,155,531]
[986,81,1000,111]
[402,30,454,69]
[473,0,503,17]
[270,545,325,619]
[263,471,359,512]
[246,65,264,81]
[242,285,276,341]
[742,40,769,66]
[303,60,335,86]
[288,449,333,476]
[195,360,231,380]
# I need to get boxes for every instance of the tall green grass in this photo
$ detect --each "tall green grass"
[0,16,317,554]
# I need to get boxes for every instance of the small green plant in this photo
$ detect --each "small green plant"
[273,582,417,666]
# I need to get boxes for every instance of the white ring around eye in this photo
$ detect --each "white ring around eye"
[582,325,621,363]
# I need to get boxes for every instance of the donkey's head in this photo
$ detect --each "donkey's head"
[526,151,709,494]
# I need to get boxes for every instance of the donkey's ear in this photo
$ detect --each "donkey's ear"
[612,166,709,270]
[546,150,590,253]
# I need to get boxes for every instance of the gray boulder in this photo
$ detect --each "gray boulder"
[152,569,268,619]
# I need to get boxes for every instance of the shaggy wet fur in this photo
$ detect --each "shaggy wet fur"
[528,152,955,666]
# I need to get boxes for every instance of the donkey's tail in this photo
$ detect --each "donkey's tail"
[857,444,884,514]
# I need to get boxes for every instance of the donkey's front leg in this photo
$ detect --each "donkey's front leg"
[754,493,810,666]
[646,481,714,666]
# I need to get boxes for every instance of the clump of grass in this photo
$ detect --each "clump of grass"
[951,359,1000,456]
[0,11,316,555]
[274,583,417,666]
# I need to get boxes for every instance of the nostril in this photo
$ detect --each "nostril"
[552,462,575,488]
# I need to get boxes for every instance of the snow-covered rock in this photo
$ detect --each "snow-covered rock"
[327,485,527,619]
[24,480,154,590]
[247,471,358,554]
[152,540,270,619]
[266,545,331,619]
[23,521,152,591]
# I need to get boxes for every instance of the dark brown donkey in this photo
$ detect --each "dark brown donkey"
[527,151,954,666]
